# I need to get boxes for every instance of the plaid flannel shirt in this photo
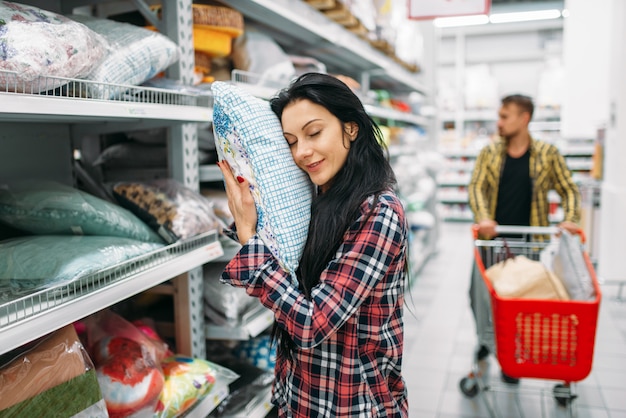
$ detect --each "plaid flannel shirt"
[222,191,409,417]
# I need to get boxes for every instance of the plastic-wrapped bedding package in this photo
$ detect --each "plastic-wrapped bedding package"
[0,324,108,417]
[0,180,163,243]
[66,14,180,99]
[211,81,314,282]
[203,262,263,327]
[112,178,225,244]
[85,310,169,418]
[0,1,109,93]
[0,235,164,298]
[156,355,239,418]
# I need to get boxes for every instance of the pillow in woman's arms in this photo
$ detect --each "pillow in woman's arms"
[211,81,314,277]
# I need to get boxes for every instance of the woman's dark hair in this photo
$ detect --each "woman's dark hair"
[269,72,397,358]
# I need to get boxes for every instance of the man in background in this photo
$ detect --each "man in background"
[466,94,581,382]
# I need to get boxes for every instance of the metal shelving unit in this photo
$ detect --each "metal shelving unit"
[0,1,234,415]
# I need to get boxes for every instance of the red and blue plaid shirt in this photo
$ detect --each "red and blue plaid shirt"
[222,191,409,417]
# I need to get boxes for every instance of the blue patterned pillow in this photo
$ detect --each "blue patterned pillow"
[211,82,313,277]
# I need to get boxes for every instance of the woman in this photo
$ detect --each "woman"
[217,73,409,417]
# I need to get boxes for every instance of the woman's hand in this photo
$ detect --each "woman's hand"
[217,160,257,245]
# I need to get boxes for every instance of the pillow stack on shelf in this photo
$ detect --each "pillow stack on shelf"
[0,180,165,298]
[0,2,186,98]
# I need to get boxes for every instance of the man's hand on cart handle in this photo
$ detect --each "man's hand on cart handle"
[477,219,498,239]
[557,221,580,236]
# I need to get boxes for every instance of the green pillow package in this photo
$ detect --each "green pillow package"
[0,180,163,243]
[0,235,163,297]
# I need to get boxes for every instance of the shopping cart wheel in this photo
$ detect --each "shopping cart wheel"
[459,376,480,398]
[553,383,577,407]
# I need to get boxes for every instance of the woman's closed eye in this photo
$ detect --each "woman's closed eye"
[284,135,297,146]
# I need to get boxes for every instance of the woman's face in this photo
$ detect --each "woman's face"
[281,99,357,193]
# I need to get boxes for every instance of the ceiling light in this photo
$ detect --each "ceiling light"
[489,9,562,24]
[433,14,489,28]
[562,9,570,18]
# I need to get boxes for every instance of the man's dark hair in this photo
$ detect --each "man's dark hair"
[502,94,534,120]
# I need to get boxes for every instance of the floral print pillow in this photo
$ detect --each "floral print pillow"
[0,1,108,93]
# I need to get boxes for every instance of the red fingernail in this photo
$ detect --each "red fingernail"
[237,176,245,183]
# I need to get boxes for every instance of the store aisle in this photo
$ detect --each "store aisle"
[403,222,626,418]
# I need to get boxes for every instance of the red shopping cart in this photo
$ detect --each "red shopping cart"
[459,225,602,417]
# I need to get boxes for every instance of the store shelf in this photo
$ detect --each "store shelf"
[219,0,427,94]
[0,231,223,354]
[206,305,274,341]
[0,72,212,127]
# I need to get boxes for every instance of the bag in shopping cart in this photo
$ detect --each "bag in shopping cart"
[486,254,570,300]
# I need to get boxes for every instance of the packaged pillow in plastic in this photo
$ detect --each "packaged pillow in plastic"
[0,1,109,93]
[112,178,224,243]
[0,324,108,417]
[0,235,163,297]
[212,81,314,279]
[203,262,263,327]
[67,14,180,99]
[156,355,239,418]
[0,180,163,243]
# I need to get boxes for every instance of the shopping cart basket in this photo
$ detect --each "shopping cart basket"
[459,225,602,416]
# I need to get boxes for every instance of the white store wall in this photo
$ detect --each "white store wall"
[560,0,612,140]
[596,0,626,282]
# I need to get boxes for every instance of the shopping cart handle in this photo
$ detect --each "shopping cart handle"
[472,224,587,243]
[494,225,560,235]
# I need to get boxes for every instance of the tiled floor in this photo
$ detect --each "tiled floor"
[403,222,626,418]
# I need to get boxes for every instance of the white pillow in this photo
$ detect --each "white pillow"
[0,2,108,93]
[67,14,180,99]
[211,81,313,278]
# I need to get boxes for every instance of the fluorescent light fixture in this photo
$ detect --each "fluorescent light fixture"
[433,14,489,28]
[562,9,570,18]
[489,9,562,24]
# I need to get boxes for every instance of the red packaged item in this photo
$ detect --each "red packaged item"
[86,310,169,418]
